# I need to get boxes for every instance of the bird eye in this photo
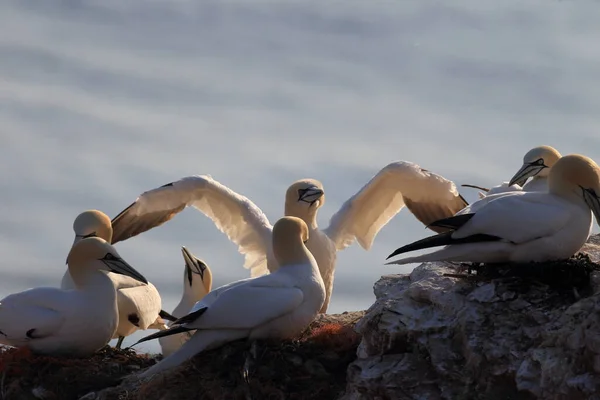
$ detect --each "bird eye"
[535,158,545,166]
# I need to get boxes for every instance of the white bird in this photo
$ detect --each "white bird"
[61,210,172,348]
[159,247,212,357]
[462,145,562,198]
[108,161,468,313]
[132,216,326,378]
[0,237,148,357]
[509,145,563,191]
[386,154,600,265]
[461,182,524,200]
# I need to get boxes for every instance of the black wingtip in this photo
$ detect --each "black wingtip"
[426,213,476,231]
[386,232,454,260]
[130,325,194,347]
[159,309,178,322]
[386,231,503,260]
[173,306,208,326]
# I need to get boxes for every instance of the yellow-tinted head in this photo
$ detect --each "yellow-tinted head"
[73,210,113,243]
[272,216,310,266]
[181,246,213,296]
[509,146,562,186]
[549,154,600,222]
[67,237,147,284]
[284,179,325,220]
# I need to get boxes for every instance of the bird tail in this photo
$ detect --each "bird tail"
[129,325,194,348]
[385,242,510,265]
[139,329,246,378]
[159,309,178,322]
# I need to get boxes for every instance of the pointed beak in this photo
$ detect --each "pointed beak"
[299,187,324,204]
[508,162,547,187]
[181,246,195,286]
[101,255,148,284]
[583,188,600,226]
[181,246,207,284]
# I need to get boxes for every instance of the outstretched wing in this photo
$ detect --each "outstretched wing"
[111,176,273,276]
[323,161,469,250]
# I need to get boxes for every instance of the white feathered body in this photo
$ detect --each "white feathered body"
[481,182,523,198]
[159,295,195,357]
[304,229,337,313]
[522,176,548,192]
[62,270,163,337]
[391,192,593,265]
[141,251,325,377]
[159,268,211,357]
[0,272,119,357]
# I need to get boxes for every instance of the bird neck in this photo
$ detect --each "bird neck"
[68,267,118,303]
[182,280,207,306]
[549,186,587,209]
[273,240,313,268]
[284,206,318,230]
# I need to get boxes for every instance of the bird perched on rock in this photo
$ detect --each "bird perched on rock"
[131,216,326,378]
[0,237,148,357]
[61,210,174,348]
[387,154,600,265]
[462,145,562,198]
[159,246,212,357]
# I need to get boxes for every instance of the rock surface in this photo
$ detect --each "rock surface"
[85,311,365,400]
[342,234,600,400]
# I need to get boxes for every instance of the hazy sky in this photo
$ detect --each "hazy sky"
[1,0,600,352]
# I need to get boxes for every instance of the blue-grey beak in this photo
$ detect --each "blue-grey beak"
[298,187,324,205]
[508,160,547,187]
[181,246,207,286]
[582,187,600,226]
[101,253,148,284]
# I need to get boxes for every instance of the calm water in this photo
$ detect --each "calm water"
[1,0,600,353]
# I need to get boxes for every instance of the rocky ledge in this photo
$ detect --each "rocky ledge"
[0,311,364,400]
[342,234,600,400]
[4,235,600,400]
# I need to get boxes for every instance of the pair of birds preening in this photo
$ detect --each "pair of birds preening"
[0,145,599,379]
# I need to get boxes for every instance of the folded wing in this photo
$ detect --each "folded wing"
[185,281,304,331]
[323,161,469,250]
[0,288,67,344]
[452,193,572,244]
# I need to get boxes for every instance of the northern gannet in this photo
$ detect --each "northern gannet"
[131,216,326,378]
[108,161,468,313]
[0,237,148,357]
[61,210,172,348]
[159,247,212,357]
[387,154,600,265]
[462,145,562,198]
[508,145,562,191]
